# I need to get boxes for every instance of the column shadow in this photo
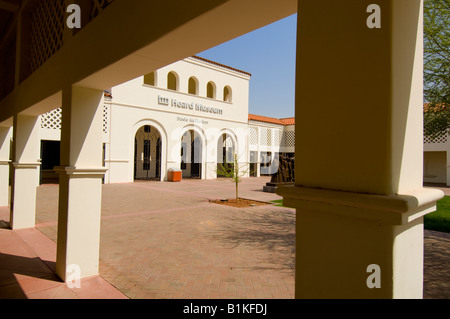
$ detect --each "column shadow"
[0,252,61,299]
[0,221,61,299]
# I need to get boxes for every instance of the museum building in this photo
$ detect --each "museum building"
[38,56,295,184]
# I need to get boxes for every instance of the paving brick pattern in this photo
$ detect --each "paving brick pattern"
[35,178,296,299]
[1,177,448,299]
[0,219,127,299]
[423,230,450,299]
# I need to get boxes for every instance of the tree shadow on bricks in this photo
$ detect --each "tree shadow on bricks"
[207,208,296,272]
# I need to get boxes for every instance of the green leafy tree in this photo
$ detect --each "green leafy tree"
[423,0,450,139]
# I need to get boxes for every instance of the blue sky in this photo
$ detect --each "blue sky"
[197,14,297,119]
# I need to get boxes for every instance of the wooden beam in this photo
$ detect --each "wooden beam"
[0,0,31,51]
[0,1,20,13]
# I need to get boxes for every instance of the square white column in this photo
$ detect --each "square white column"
[277,0,444,299]
[55,86,107,281]
[9,115,40,230]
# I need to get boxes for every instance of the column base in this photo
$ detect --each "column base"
[276,185,444,299]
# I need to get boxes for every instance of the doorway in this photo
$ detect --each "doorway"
[181,130,202,179]
[134,125,162,181]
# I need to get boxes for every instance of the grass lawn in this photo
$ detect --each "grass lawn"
[272,196,450,233]
[271,199,284,207]
[425,196,450,233]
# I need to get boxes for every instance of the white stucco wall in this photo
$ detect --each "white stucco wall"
[423,151,447,184]
[424,136,450,185]
[106,57,251,183]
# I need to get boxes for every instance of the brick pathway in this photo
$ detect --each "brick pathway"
[423,230,450,299]
[35,177,296,299]
[0,215,127,299]
[1,177,448,298]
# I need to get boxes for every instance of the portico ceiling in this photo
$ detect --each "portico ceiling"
[0,0,297,124]
[0,0,38,51]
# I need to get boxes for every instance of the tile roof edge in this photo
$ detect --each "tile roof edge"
[249,114,294,125]
[191,56,252,77]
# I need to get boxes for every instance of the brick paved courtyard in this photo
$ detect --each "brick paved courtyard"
[1,177,449,298]
[34,177,296,299]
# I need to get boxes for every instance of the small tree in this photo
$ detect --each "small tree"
[216,153,249,201]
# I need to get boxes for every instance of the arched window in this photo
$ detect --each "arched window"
[223,86,232,102]
[188,77,198,95]
[143,72,156,86]
[167,72,178,91]
[207,81,216,99]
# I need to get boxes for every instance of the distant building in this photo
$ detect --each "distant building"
[424,130,450,186]
[248,114,295,177]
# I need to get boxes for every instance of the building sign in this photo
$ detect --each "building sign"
[158,95,170,105]
[158,95,223,115]
[177,117,209,125]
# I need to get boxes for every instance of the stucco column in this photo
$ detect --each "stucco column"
[55,86,107,281]
[0,127,12,206]
[9,115,40,229]
[277,0,443,298]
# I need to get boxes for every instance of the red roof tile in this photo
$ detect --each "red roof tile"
[280,117,295,125]
[249,114,295,126]
[191,56,252,77]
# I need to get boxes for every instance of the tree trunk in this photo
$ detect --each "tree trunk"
[235,154,239,201]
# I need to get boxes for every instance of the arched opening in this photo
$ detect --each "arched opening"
[223,86,232,102]
[217,133,235,178]
[167,71,178,91]
[181,130,202,179]
[134,125,162,181]
[188,77,198,95]
[143,72,156,86]
[206,81,216,99]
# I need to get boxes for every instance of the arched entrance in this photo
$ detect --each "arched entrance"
[181,130,202,179]
[134,125,162,181]
[217,133,235,177]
